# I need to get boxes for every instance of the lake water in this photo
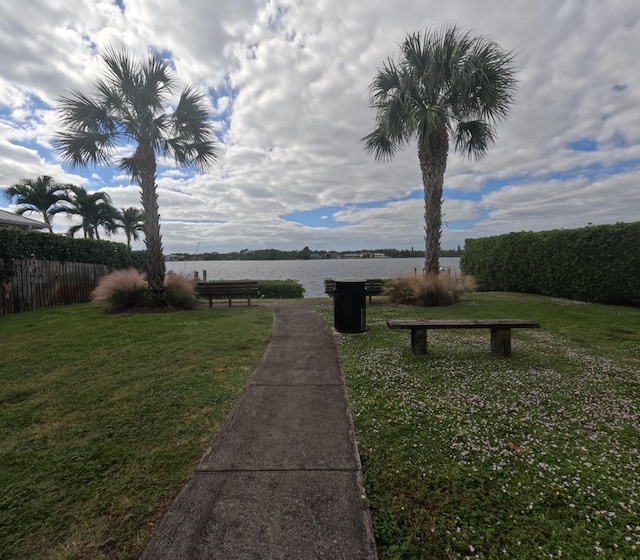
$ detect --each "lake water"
[167,257,461,299]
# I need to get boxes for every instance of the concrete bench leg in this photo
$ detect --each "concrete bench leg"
[411,328,427,355]
[490,328,512,357]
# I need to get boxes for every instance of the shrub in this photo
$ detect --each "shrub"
[385,273,475,306]
[461,222,640,305]
[0,226,145,269]
[92,269,147,310]
[384,276,417,304]
[165,273,198,309]
[257,279,305,299]
[92,270,198,311]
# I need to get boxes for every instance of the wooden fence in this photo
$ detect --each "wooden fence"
[1,258,110,315]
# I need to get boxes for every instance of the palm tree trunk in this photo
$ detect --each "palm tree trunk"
[419,127,449,275]
[136,142,167,307]
[42,212,53,234]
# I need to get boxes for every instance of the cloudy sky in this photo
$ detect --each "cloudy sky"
[1,0,639,254]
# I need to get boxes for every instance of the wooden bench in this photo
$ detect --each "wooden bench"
[324,279,335,296]
[387,319,540,357]
[324,279,384,303]
[364,279,384,303]
[196,281,260,307]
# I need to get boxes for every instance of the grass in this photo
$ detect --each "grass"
[317,292,640,559]
[0,303,273,560]
[3,293,639,559]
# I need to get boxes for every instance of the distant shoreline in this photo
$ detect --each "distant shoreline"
[167,248,462,262]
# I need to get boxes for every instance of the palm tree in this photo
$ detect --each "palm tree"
[117,206,145,246]
[54,48,219,306]
[3,175,69,233]
[363,26,517,274]
[60,185,119,240]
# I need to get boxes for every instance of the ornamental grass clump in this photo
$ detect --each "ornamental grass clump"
[92,270,198,311]
[385,273,475,306]
[164,272,199,309]
[92,268,147,310]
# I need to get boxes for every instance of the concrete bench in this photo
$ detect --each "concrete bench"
[387,319,540,357]
[196,281,260,307]
[324,279,384,303]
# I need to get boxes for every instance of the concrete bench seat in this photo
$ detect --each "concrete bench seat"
[387,318,540,356]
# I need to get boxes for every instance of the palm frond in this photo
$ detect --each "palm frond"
[162,85,219,170]
[362,126,403,162]
[55,132,115,168]
[66,224,84,238]
[55,90,119,167]
[454,120,496,159]
[368,59,402,104]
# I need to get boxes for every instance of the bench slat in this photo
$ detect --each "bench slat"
[387,319,540,329]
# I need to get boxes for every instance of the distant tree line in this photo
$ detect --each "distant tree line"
[170,246,462,261]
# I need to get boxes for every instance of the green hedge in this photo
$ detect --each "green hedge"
[0,227,145,270]
[257,280,305,299]
[461,223,640,306]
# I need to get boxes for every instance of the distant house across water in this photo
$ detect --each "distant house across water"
[341,252,389,259]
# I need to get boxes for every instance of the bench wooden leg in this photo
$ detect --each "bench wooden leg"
[490,328,512,357]
[208,296,213,308]
[411,328,427,354]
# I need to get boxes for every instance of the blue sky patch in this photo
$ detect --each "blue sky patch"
[282,191,423,228]
[568,138,597,152]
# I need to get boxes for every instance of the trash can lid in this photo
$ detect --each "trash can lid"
[334,279,366,294]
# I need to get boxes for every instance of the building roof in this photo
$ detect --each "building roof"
[0,208,48,230]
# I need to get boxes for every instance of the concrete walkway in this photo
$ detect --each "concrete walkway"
[140,302,378,559]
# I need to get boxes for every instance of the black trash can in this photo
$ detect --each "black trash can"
[333,280,366,333]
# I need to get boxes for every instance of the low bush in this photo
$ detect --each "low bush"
[461,222,640,305]
[385,273,475,306]
[92,269,147,310]
[165,273,199,309]
[257,279,305,299]
[92,270,198,311]
[0,226,145,269]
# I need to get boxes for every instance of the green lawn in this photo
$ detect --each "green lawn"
[3,294,639,560]
[318,292,640,559]
[0,303,273,560]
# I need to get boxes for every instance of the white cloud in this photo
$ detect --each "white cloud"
[0,0,639,254]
